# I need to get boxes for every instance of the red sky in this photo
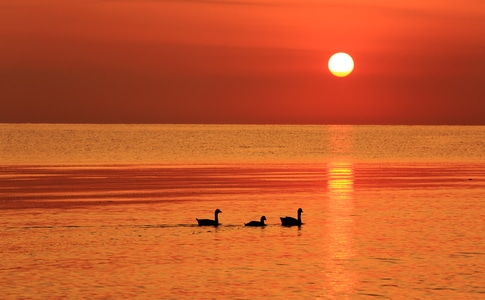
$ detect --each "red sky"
[1,0,484,124]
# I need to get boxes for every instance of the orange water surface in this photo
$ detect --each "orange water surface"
[1,125,484,298]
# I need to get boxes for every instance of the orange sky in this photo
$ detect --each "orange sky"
[1,0,484,124]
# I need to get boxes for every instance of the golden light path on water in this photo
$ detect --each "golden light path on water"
[324,162,355,297]
[322,125,356,298]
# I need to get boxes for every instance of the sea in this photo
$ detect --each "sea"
[1,124,484,299]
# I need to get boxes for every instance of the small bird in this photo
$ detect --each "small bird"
[196,209,222,226]
[280,208,303,227]
[245,216,267,227]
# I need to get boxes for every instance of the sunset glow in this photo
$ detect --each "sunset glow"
[0,0,484,124]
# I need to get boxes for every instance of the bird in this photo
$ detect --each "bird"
[196,209,222,226]
[280,208,303,226]
[245,216,267,227]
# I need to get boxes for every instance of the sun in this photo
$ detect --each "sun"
[328,52,354,77]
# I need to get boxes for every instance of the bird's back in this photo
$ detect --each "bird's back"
[280,216,299,226]
[245,221,265,227]
[196,218,217,226]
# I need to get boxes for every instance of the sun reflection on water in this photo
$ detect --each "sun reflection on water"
[328,162,354,198]
[322,125,356,298]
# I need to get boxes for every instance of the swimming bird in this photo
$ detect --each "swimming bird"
[280,208,303,227]
[245,216,267,227]
[196,209,222,226]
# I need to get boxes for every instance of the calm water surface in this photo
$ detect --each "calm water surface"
[1,124,484,299]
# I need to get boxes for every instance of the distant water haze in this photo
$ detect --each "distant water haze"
[1,124,484,164]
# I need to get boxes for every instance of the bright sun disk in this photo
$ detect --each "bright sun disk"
[328,52,354,77]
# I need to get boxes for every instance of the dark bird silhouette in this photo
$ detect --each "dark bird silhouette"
[280,208,303,227]
[196,209,222,226]
[245,216,267,227]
